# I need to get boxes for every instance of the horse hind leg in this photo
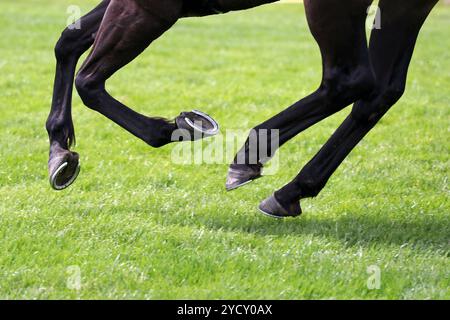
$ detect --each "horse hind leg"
[46,0,110,190]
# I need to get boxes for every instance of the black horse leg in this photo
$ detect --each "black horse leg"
[227,0,375,190]
[75,0,186,148]
[263,0,438,217]
[46,0,110,190]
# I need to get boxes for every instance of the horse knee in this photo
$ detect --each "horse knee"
[54,33,70,61]
[382,83,405,106]
[320,66,376,110]
[75,74,103,109]
[54,29,82,61]
[55,20,98,62]
[351,83,406,123]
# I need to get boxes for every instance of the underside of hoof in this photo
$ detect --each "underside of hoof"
[226,163,263,191]
[48,151,80,191]
[258,194,302,219]
[175,110,219,141]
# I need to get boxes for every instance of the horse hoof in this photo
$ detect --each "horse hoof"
[226,163,263,191]
[48,152,80,191]
[258,194,302,219]
[175,110,219,140]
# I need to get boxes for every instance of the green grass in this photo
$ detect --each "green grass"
[0,0,449,299]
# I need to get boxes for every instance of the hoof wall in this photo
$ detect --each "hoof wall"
[49,153,80,191]
[226,164,262,191]
[258,194,301,219]
[176,110,219,140]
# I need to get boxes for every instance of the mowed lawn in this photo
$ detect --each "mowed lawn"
[0,0,449,299]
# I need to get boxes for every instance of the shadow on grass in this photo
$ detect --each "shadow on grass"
[48,192,448,255]
[161,210,450,254]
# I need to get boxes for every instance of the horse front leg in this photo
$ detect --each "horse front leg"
[261,0,439,218]
[226,0,375,191]
[46,1,109,190]
[71,0,184,151]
